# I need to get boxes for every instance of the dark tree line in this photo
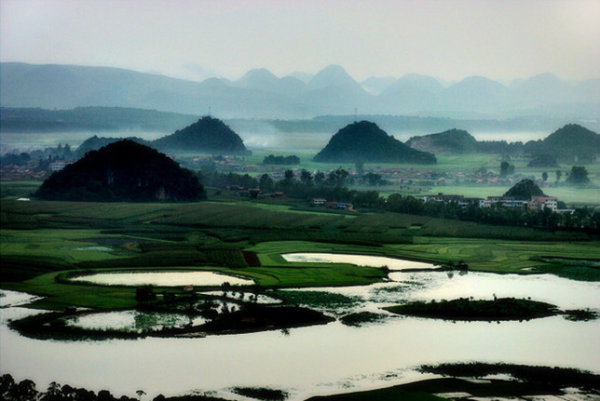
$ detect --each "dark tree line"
[200,169,600,234]
[0,374,223,401]
[262,154,300,165]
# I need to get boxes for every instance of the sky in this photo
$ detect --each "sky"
[1,0,599,83]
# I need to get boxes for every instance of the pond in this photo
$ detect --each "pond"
[65,311,208,332]
[1,259,599,400]
[69,271,255,287]
[282,253,438,270]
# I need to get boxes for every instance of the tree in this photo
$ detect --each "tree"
[364,172,383,186]
[500,161,514,177]
[326,169,349,187]
[314,171,325,185]
[566,166,590,185]
[555,170,562,183]
[542,172,548,182]
[135,286,155,302]
[300,169,313,185]
[259,174,274,193]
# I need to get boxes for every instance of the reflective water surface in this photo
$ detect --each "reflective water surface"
[282,253,438,270]
[65,311,208,332]
[1,257,599,400]
[70,271,255,287]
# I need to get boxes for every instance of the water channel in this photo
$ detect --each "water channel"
[1,253,599,400]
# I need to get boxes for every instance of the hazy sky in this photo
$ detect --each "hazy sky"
[1,0,599,82]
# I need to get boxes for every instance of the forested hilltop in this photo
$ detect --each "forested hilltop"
[406,129,478,154]
[35,140,205,202]
[153,116,250,155]
[406,124,600,162]
[314,121,436,164]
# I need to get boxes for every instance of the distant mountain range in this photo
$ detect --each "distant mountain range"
[6,106,593,135]
[2,62,598,120]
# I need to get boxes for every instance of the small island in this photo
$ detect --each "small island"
[383,297,559,321]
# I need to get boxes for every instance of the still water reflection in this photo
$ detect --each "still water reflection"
[282,253,438,270]
[70,271,255,287]
[1,265,599,400]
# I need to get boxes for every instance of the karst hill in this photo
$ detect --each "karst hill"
[35,140,205,201]
[314,121,436,164]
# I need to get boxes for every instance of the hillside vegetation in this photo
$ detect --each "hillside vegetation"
[406,129,478,154]
[35,140,205,201]
[314,121,436,164]
[153,116,250,154]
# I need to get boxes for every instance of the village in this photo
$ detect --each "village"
[420,192,573,213]
[0,151,576,217]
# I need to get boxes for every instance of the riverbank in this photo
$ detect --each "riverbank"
[307,363,600,401]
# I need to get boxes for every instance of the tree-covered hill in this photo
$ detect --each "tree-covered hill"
[35,140,205,201]
[153,116,250,155]
[503,179,546,200]
[314,121,436,164]
[75,135,150,158]
[406,128,478,154]
[524,124,600,162]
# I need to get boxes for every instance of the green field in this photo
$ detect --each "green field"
[1,195,599,310]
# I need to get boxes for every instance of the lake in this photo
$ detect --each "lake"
[1,256,599,400]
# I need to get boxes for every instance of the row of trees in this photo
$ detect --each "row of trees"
[200,168,599,233]
[501,162,590,185]
[540,167,590,184]
[0,373,204,401]
[262,154,300,165]
[200,168,387,194]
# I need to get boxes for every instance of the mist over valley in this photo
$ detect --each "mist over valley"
[1,2,599,401]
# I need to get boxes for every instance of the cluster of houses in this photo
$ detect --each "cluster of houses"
[224,185,285,199]
[311,198,354,211]
[422,193,573,213]
[0,158,72,180]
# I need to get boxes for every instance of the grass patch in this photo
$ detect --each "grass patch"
[339,311,386,327]
[270,290,360,308]
[2,198,600,310]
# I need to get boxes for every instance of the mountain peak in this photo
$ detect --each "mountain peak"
[308,65,358,89]
[236,68,279,88]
